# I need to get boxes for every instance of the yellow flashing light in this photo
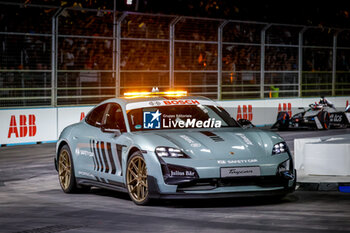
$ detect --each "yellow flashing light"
[124,90,187,98]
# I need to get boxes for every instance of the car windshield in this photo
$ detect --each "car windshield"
[127,105,239,131]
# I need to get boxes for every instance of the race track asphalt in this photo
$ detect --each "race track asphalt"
[0,128,350,233]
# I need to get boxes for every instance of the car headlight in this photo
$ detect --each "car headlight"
[272,142,288,155]
[155,147,190,158]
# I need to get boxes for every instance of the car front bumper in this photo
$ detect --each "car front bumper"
[144,151,296,199]
[147,171,296,199]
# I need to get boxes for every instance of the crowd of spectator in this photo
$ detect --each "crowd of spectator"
[121,41,168,70]
[6,0,350,32]
[223,45,260,71]
[59,37,112,70]
[1,2,350,92]
[265,47,298,71]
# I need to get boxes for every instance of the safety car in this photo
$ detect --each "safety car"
[55,90,296,205]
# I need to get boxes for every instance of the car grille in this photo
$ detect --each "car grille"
[177,176,286,192]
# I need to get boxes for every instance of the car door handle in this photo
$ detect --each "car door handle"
[73,136,78,140]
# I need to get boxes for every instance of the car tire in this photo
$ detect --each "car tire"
[318,111,330,130]
[58,145,89,193]
[126,151,151,205]
[277,112,290,130]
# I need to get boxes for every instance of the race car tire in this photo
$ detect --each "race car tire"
[318,111,330,130]
[58,145,90,193]
[277,112,290,130]
[126,151,151,205]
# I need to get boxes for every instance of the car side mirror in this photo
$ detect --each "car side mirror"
[237,119,255,128]
[101,127,121,137]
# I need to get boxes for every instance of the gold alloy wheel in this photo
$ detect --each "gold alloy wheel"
[127,155,148,203]
[58,149,71,190]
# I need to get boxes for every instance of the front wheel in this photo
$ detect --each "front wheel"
[58,145,89,193]
[126,151,151,205]
[277,112,290,130]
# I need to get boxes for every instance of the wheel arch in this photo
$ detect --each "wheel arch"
[55,140,70,171]
[126,146,143,163]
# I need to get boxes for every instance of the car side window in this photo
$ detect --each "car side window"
[104,103,127,133]
[86,104,108,127]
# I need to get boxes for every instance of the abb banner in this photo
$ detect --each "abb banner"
[218,96,350,126]
[1,108,57,145]
[278,103,292,116]
[57,106,93,137]
[236,105,253,121]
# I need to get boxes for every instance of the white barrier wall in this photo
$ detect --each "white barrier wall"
[0,108,58,145]
[0,96,349,145]
[57,107,93,138]
[218,96,350,126]
[295,134,350,176]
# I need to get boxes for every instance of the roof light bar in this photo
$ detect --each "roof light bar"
[124,90,187,98]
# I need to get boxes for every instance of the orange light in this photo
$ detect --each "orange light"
[124,90,187,98]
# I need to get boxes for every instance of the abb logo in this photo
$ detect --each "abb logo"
[278,103,292,117]
[236,105,253,121]
[80,112,85,121]
[8,115,37,138]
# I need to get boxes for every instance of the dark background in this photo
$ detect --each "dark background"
[8,0,350,28]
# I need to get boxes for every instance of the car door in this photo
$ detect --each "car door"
[95,103,128,185]
[74,103,109,180]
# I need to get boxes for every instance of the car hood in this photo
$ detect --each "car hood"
[131,128,284,160]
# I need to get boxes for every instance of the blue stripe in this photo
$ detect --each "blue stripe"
[255,124,273,127]
[41,140,57,144]
[1,142,37,147]
[1,140,57,147]
[339,186,350,193]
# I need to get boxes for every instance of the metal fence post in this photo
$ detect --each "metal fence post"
[169,17,181,89]
[113,0,117,97]
[298,27,307,97]
[332,31,339,96]
[116,13,128,97]
[260,24,270,99]
[217,21,228,100]
[51,8,64,107]
[51,14,56,107]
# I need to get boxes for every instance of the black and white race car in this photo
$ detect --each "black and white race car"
[272,98,350,130]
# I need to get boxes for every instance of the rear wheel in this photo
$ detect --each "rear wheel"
[58,145,89,193]
[318,111,330,130]
[126,151,150,205]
